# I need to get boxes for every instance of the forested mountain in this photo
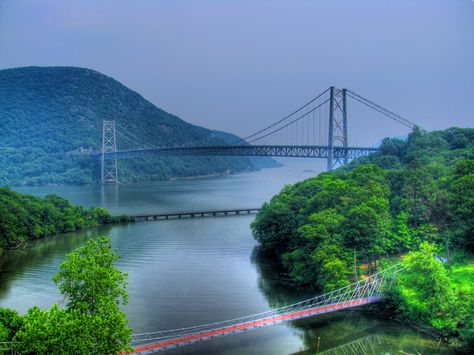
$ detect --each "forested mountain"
[0,66,277,185]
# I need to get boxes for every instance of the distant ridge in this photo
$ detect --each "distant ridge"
[0,66,277,185]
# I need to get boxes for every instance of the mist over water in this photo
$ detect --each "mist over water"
[3,161,452,354]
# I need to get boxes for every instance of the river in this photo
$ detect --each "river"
[2,160,451,354]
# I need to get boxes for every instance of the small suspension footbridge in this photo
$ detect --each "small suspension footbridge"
[96,87,416,184]
[130,264,404,354]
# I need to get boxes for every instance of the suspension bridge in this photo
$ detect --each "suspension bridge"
[129,264,404,354]
[0,265,401,355]
[98,87,416,184]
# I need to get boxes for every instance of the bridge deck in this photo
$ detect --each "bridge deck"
[132,297,380,354]
[99,145,378,161]
[130,208,260,222]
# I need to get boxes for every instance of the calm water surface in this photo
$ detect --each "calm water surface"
[2,160,451,354]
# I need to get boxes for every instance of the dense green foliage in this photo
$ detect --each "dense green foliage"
[4,237,131,354]
[252,127,474,286]
[384,244,473,350]
[252,163,393,290]
[0,66,277,185]
[0,187,114,256]
[252,127,474,348]
[0,308,23,343]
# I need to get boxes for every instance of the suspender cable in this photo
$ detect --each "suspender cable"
[232,88,330,144]
[246,99,330,144]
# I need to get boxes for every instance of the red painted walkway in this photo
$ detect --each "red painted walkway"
[133,297,378,354]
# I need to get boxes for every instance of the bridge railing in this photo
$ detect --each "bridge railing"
[131,263,403,346]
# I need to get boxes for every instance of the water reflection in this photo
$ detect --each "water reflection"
[100,184,120,206]
[316,334,383,354]
[251,247,313,308]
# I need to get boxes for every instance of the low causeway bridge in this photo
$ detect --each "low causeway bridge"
[130,264,404,354]
[130,207,260,222]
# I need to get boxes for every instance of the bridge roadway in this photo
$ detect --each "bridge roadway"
[100,145,378,160]
[132,297,381,354]
[130,208,260,222]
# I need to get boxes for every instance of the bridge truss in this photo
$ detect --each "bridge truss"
[103,144,378,161]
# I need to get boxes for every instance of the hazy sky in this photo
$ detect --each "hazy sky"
[0,0,473,145]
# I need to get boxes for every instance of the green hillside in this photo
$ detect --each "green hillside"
[0,187,116,256]
[0,66,276,185]
[252,127,474,347]
[253,127,474,287]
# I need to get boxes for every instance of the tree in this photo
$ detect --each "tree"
[13,305,96,354]
[251,201,298,254]
[13,237,132,354]
[401,166,436,228]
[393,242,459,334]
[0,308,23,342]
[343,198,390,263]
[312,243,350,292]
[388,211,412,253]
[53,237,128,313]
[53,237,131,353]
[448,160,474,252]
[297,209,345,249]
[0,187,112,250]
[317,257,350,292]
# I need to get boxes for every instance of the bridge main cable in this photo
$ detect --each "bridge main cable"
[232,87,330,144]
[345,90,417,129]
[246,98,330,144]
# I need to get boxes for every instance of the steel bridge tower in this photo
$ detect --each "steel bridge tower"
[327,87,348,170]
[101,120,119,184]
